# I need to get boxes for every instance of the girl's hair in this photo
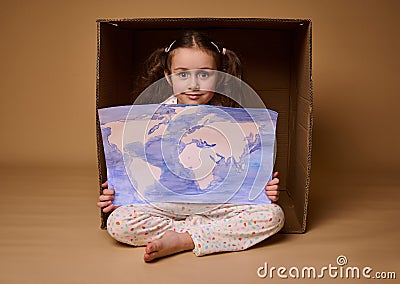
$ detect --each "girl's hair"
[134,30,243,108]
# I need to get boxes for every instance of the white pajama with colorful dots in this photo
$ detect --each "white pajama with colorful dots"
[107,202,284,256]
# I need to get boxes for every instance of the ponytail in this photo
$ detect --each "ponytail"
[133,47,167,98]
[221,49,242,80]
[208,48,244,108]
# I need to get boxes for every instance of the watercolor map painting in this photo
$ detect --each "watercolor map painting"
[98,104,277,206]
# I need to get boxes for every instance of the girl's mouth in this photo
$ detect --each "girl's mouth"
[183,93,203,100]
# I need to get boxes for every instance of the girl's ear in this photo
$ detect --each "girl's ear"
[164,69,172,86]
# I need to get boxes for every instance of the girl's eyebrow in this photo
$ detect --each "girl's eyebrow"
[173,67,214,71]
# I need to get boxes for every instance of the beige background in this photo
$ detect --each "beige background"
[1,0,399,173]
[0,1,399,283]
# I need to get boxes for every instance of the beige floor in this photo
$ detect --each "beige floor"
[0,166,398,284]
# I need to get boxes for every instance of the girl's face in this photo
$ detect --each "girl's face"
[167,47,217,105]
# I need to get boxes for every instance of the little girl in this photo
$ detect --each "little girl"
[97,30,284,262]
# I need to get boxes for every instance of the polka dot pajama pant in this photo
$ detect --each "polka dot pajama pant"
[107,203,284,256]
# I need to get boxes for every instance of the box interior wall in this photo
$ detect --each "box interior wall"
[96,18,312,233]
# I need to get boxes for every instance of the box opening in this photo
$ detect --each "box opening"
[96,18,312,233]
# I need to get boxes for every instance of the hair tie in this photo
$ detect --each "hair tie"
[210,41,221,53]
[222,48,227,55]
[165,40,176,53]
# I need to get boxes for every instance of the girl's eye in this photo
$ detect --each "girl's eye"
[198,71,209,79]
[178,72,188,79]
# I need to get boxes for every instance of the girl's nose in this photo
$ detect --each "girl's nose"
[188,74,200,90]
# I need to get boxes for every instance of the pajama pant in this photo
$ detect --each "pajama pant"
[107,202,284,256]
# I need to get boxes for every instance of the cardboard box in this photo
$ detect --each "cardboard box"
[96,18,313,233]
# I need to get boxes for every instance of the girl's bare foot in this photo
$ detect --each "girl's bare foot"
[144,230,194,262]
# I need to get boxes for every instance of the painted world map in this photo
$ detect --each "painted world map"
[98,104,277,205]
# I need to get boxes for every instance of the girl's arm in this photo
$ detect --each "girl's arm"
[97,181,119,213]
[265,172,280,202]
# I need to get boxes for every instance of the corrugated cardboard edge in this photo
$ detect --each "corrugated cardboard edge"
[302,19,313,233]
[96,17,310,24]
[96,21,110,229]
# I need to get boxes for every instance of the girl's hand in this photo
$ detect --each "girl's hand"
[265,172,280,202]
[97,181,119,213]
